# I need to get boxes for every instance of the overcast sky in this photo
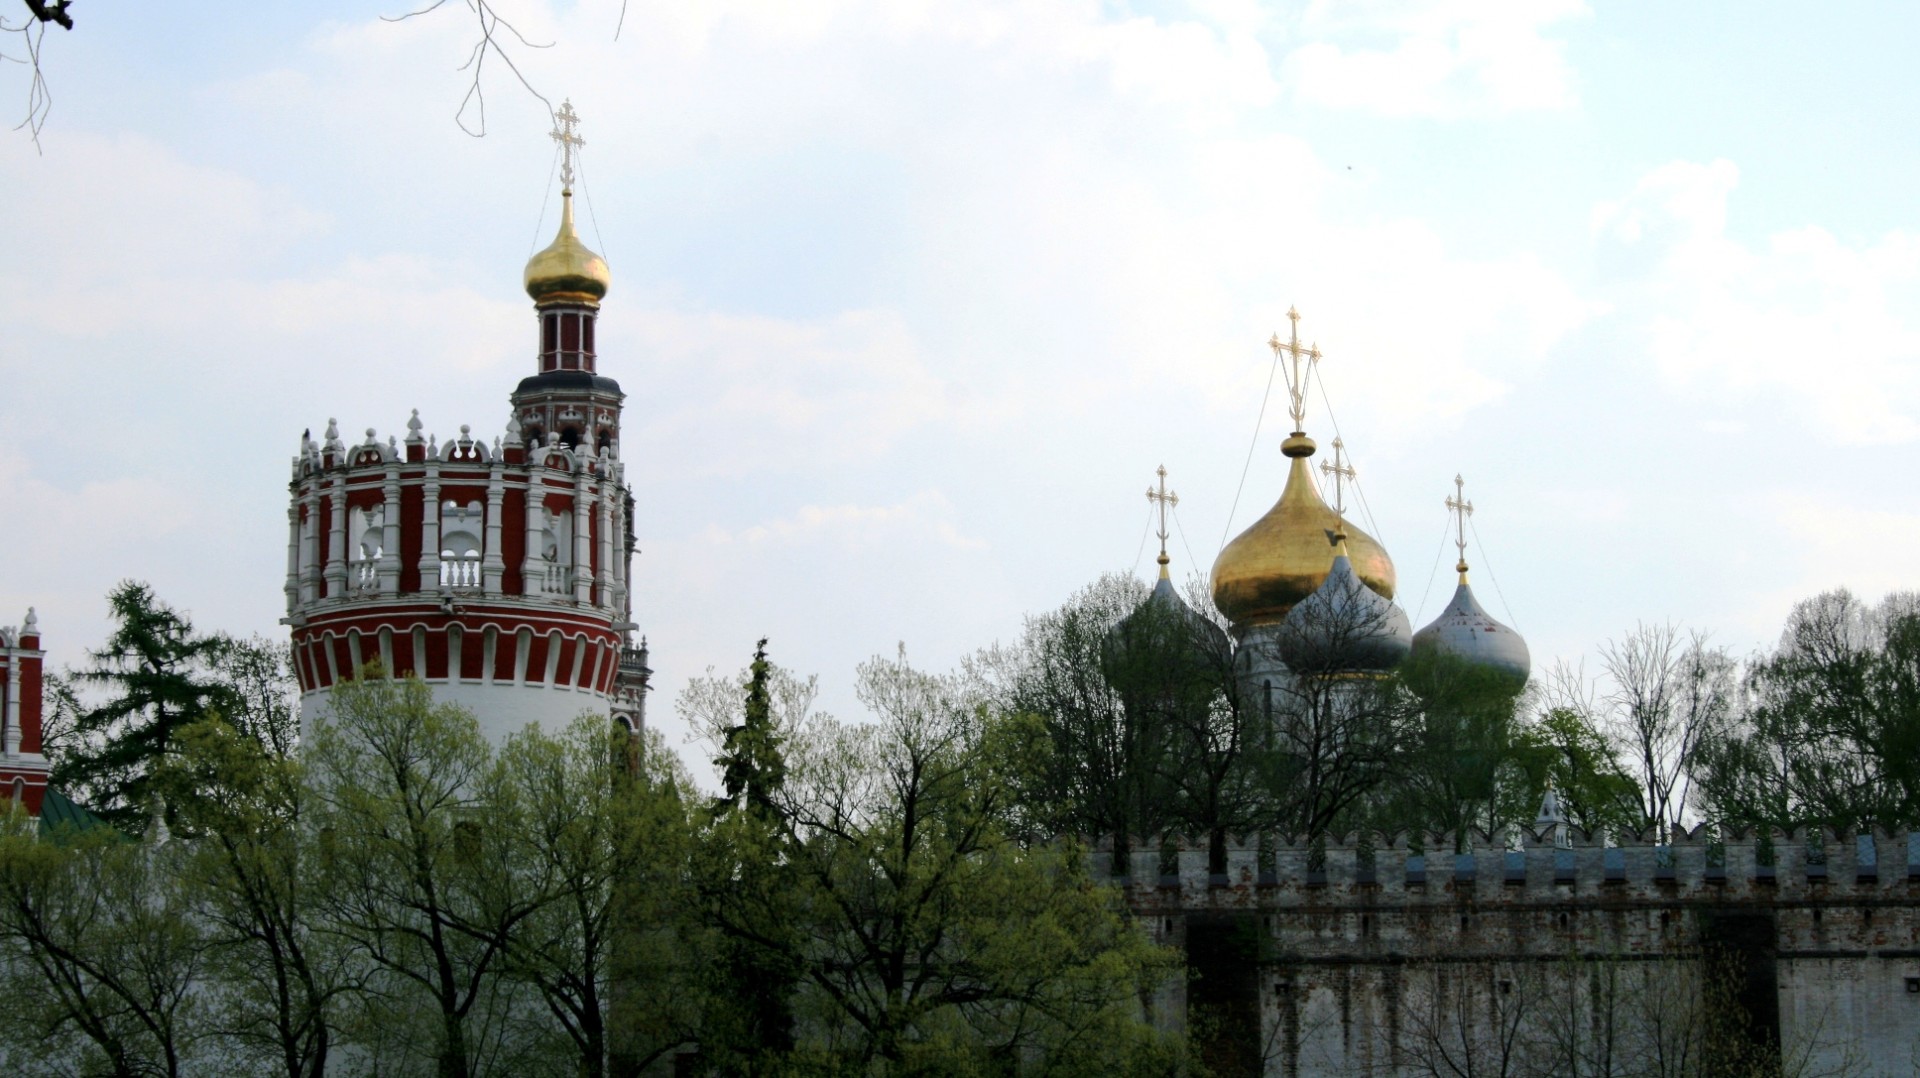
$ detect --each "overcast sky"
[4,1,1919,776]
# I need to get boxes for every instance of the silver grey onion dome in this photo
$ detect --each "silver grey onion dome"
[1411,580,1530,686]
[1127,573,1230,654]
[1275,552,1413,674]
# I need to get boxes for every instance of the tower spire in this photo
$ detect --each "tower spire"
[1146,465,1179,580]
[1446,474,1474,583]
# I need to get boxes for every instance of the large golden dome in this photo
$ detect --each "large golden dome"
[1210,434,1396,628]
[523,191,610,306]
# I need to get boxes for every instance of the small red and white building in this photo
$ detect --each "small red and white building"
[284,104,651,744]
[0,609,51,815]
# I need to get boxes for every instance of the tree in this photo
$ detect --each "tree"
[974,574,1180,872]
[1598,623,1734,840]
[305,674,543,1078]
[153,717,347,1078]
[1695,590,1920,830]
[499,717,702,1078]
[62,581,234,829]
[694,640,804,1073]
[0,817,209,1078]
[764,648,1180,1073]
[1380,652,1537,847]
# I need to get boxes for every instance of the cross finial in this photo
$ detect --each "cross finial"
[1445,473,1474,582]
[1319,437,1356,518]
[1145,464,1179,579]
[551,99,585,192]
[1267,305,1323,434]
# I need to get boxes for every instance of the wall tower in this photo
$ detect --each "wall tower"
[284,103,651,744]
[0,608,50,815]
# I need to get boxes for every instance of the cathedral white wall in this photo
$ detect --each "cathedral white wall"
[300,679,611,748]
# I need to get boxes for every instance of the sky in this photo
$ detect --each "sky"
[4,1,1920,777]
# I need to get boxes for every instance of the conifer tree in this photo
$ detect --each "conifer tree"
[60,581,232,828]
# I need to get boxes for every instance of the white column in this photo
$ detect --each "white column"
[572,467,593,605]
[379,466,403,594]
[609,483,628,617]
[420,468,442,591]
[323,479,349,598]
[3,648,18,756]
[299,489,320,605]
[284,501,302,615]
[483,464,506,595]
[524,471,546,595]
[595,484,614,610]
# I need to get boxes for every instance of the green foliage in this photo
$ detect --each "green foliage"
[60,581,234,828]
[0,817,208,1077]
[1696,590,1920,830]
[1521,706,1643,838]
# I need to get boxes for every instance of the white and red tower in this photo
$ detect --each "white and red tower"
[285,103,651,743]
[0,608,51,815]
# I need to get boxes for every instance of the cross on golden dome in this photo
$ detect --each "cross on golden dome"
[1146,464,1179,577]
[551,99,585,192]
[1267,306,1323,435]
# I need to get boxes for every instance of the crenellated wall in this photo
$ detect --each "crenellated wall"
[1093,827,1920,1076]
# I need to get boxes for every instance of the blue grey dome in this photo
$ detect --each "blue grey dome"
[1276,552,1413,674]
[1412,579,1530,685]
[1125,570,1231,655]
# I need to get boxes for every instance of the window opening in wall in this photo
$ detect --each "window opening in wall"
[1906,976,1920,994]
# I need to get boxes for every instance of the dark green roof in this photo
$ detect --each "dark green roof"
[38,788,120,844]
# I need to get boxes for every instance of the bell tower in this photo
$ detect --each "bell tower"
[284,103,651,744]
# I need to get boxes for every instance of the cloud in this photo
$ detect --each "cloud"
[699,490,986,552]
[1594,160,1920,445]
[1283,0,1590,118]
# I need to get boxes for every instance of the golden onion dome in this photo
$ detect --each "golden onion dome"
[523,191,610,306]
[1210,434,1396,628]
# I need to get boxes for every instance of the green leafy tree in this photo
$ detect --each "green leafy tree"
[500,717,703,1078]
[153,717,347,1078]
[769,649,1180,1074]
[1696,590,1920,830]
[0,818,209,1078]
[974,573,1180,872]
[306,675,543,1078]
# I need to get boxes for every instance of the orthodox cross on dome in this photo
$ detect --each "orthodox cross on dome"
[551,99,585,191]
[1320,437,1356,517]
[1267,306,1322,434]
[1146,464,1179,575]
[1446,474,1474,580]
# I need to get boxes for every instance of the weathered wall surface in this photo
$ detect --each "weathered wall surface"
[1101,828,1920,1076]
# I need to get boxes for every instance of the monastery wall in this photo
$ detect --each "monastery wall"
[1098,827,1920,1076]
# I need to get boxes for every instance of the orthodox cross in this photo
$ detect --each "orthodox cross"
[1446,474,1474,579]
[1146,464,1179,574]
[1267,306,1322,434]
[1319,437,1356,517]
[551,99,585,191]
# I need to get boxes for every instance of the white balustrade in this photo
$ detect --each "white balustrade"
[441,553,484,589]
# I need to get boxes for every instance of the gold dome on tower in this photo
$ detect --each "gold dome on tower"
[1210,436,1395,628]
[523,100,610,307]
[1209,310,1396,628]
[523,192,610,306]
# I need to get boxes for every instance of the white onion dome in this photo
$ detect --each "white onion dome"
[1275,540,1413,675]
[1132,565,1231,653]
[1411,575,1530,686]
